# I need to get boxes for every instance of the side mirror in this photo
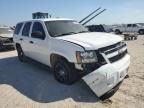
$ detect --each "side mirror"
[31,31,45,40]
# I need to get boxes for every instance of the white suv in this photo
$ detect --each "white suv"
[13,18,130,99]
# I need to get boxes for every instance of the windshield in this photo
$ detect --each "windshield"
[0,28,13,34]
[45,20,88,37]
[137,24,144,27]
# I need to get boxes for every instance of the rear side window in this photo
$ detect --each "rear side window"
[22,22,32,37]
[14,23,23,35]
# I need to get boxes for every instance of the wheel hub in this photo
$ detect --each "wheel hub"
[59,70,65,77]
[55,65,67,83]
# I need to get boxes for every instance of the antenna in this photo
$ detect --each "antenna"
[82,9,106,25]
[79,7,101,23]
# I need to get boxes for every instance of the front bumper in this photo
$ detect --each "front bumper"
[82,54,130,97]
[100,81,122,100]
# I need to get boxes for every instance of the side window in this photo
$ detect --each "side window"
[14,23,23,35]
[22,22,32,37]
[31,22,46,40]
[133,24,137,27]
[127,24,131,27]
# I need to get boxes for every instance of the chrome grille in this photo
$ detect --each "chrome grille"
[99,42,128,63]
[109,50,127,63]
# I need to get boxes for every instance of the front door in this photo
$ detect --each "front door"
[126,24,133,32]
[28,21,49,65]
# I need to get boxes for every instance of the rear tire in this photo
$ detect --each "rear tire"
[53,58,78,85]
[16,45,26,62]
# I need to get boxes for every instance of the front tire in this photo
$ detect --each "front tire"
[53,59,78,85]
[138,29,144,35]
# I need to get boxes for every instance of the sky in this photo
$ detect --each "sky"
[0,0,144,26]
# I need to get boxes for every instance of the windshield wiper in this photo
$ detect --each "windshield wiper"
[54,32,78,37]
[54,31,89,37]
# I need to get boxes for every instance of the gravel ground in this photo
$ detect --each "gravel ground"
[0,35,144,108]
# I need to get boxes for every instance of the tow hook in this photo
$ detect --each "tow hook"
[125,75,129,79]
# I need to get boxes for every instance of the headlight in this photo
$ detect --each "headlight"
[76,51,98,63]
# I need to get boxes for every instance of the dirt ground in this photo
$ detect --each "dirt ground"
[0,35,144,108]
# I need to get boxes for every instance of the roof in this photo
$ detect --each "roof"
[17,18,75,24]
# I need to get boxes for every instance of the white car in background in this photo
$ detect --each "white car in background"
[13,18,130,100]
[113,24,144,34]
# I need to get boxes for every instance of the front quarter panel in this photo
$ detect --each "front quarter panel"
[48,38,84,64]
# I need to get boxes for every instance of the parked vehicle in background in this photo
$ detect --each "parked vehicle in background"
[86,25,113,33]
[13,18,130,100]
[113,24,144,34]
[102,24,113,33]
[86,25,105,32]
[0,26,14,50]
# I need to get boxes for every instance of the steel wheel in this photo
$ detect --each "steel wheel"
[53,58,78,85]
[54,62,68,83]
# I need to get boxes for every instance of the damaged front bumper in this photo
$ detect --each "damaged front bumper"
[82,54,130,98]
[100,81,122,100]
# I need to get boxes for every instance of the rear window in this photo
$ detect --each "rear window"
[14,23,23,35]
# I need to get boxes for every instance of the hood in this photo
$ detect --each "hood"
[56,32,123,50]
[0,33,13,38]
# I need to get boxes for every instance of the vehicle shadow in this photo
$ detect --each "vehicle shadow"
[0,56,99,103]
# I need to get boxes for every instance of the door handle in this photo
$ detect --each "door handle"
[20,38,23,41]
[29,41,34,44]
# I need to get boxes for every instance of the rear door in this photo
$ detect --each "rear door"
[13,23,24,45]
[20,22,32,57]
